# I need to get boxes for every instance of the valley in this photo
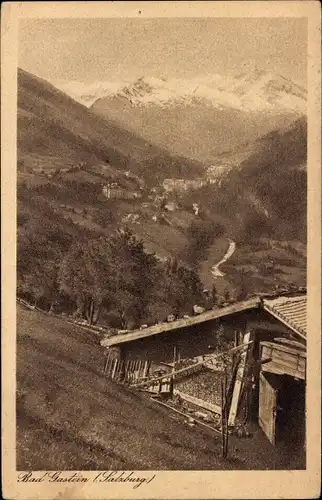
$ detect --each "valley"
[17,67,307,328]
[56,70,306,164]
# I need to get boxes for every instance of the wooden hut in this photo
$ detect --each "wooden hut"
[101,293,307,450]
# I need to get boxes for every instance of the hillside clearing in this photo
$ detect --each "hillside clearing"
[17,305,229,470]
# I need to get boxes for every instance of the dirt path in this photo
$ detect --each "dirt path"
[211,239,236,278]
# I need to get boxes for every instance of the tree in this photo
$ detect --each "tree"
[106,228,158,327]
[58,229,159,327]
[59,238,110,325]
[17,257,60,311]
[236,270,248,301]
[242,211,273,242]
[160,258,203,317]
[211,284,218,306]
[17,269,45,307]
[165,256,178,276]
[92,208,115,227]
[186,219,225,265]
[17,212,30,227]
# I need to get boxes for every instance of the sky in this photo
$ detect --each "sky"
[19,17,307,87]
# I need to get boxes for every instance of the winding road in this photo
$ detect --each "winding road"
[211,239,236,278]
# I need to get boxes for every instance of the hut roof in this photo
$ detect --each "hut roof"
[102,292,307,348]
[262,295,307,339]
[102,297,261,347]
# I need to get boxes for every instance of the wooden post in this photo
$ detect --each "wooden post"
[221,372,229,459]
[105,357,112,377]
[129,360,133,383]
[111,359,118,380]
[140,360,145,379]
[103,353,109,374]
[233,331,238,368]
[228,331,251,426]
[129,360,134,383]
[134,360,139,382]
[224,370,229,458]
[124,360,129,384]
[171,346,177,396]
[143,360,149,378]
[109,358,114,377]
[221,379,225,458]
[173,346,177,374]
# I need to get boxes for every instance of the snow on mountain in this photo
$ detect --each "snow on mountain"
[54,69,306,114]
[53,79,130,107]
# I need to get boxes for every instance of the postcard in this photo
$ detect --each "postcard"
[1,1,321,499]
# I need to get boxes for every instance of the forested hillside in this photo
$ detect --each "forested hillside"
[183,117,307,244]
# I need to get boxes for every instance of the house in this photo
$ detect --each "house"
[164,201,177,212]
[102,184,142,200]
[101,292,307,453]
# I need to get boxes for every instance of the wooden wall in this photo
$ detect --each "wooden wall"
[260,342,306,380]
[120,317,246,363]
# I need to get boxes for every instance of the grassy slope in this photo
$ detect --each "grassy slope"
[16,305,304,470]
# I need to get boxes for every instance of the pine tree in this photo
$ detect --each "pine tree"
[211,284,218,306]
[237,272,248,301]
[224,289,230,303]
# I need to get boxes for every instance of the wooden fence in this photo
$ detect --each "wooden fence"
[103,354,173,393]
[103,356,152,384]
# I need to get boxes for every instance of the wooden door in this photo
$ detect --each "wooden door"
[259,372,278,445]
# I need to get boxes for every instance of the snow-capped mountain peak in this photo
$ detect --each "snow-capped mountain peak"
[53,79,130,106]
[54,69,306,114]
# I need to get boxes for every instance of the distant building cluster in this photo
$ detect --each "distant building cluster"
[206,164,231,182]
[102,184,142,200]
[162,178,207,193]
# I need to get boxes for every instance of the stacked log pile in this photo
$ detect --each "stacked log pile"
[175,368,228,407]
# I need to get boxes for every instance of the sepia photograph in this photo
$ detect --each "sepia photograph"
[1,2,321,499]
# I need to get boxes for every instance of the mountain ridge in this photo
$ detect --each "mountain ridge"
[54,68,306,113]
[17,68,205,185]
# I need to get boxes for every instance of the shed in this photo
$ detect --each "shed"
[101,292,307,451]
